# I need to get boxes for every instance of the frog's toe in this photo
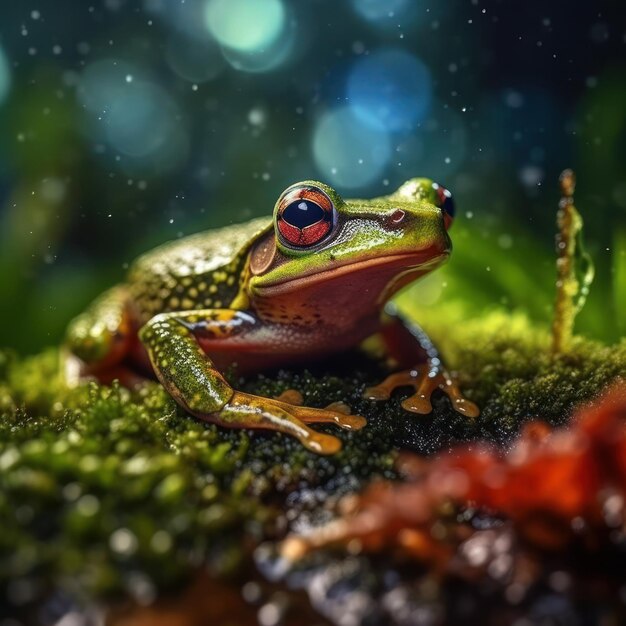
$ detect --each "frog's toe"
[302,430,343,455]
[274,389,304,405]
[364,370,420,402]
[401,391,433,414]
[290,403,367,431]
[365,367,480,418]
[451,397,480,416]
[363,385,391,401]
[334,413,367,431]
[324,401,351,415]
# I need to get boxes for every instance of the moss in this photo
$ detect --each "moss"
[407,303,625,447]
[0,305,624,612]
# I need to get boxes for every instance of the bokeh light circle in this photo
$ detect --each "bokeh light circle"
[77,58,136,113]
[313,107,391,189]
[105,82,178,158]
[204,0,286,52]
[146,0,211,42]
[0,45,10,105]
[219,15,295,73]
[165,34,225,83]
[78,59,188,171]
[351,0,410,21]
[347,49,432,132]
[392,104,468,181]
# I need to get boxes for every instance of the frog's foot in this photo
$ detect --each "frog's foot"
[274,390,358,425]
[214,391,366,455]
[364,365,479,418]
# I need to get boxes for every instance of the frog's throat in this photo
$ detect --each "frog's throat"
[253,250,449,299]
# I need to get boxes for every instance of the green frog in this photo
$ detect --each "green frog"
[65,178,478,454]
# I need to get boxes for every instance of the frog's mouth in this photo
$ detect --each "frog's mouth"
[255,247,449,299]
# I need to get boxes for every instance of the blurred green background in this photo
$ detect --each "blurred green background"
[0,0,624,353]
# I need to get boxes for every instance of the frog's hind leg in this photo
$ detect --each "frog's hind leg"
[139,309,366,454]
[364,303,480,418]
[64,286,140,386]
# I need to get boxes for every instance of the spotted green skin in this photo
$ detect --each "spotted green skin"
[66,178,453,454]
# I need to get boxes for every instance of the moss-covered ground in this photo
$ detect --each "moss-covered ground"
[0,304,623,618]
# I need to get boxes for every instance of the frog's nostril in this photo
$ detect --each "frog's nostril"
[390,209,406,224]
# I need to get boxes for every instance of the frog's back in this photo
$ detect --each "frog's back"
[128,217,270,322]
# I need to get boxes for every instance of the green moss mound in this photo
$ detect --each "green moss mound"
[0,306,623,614]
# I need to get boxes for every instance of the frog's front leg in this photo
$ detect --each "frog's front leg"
[139,310,366,455]
[364,303,479,418]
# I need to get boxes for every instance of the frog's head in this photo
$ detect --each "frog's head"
[248,178,455,316]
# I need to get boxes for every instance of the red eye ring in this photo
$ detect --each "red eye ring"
[431,182,455,229]
[276,185,334,248]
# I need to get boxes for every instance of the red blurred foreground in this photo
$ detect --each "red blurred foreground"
[281,382,626,568]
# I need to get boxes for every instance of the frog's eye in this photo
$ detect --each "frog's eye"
[276,185,334,247]
[431,182,455,228]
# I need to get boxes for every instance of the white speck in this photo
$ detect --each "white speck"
[52,45,62,55]
[191,84,198,91]
[76,494,100,516]
[444,157,451,164]
[520,165,544,187]
[258,602,282,626]
[109,528,138,556]
[352,41,365,54]
[31,10,41,20]
[505,90,524,108]
[466,211,474,219]
[498,234,513,249]
[169,218,174,224]
[248,108,265,126]
[150,530,173,554]
[242,581,262,604]
[125,74,133,83]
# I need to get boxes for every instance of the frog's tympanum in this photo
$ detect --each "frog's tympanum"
[65,179,479,454]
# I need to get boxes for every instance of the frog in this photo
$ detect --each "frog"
[65,178,478,455]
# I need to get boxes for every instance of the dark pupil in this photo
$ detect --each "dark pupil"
[282,200,325,228]
[442,195,455,218]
